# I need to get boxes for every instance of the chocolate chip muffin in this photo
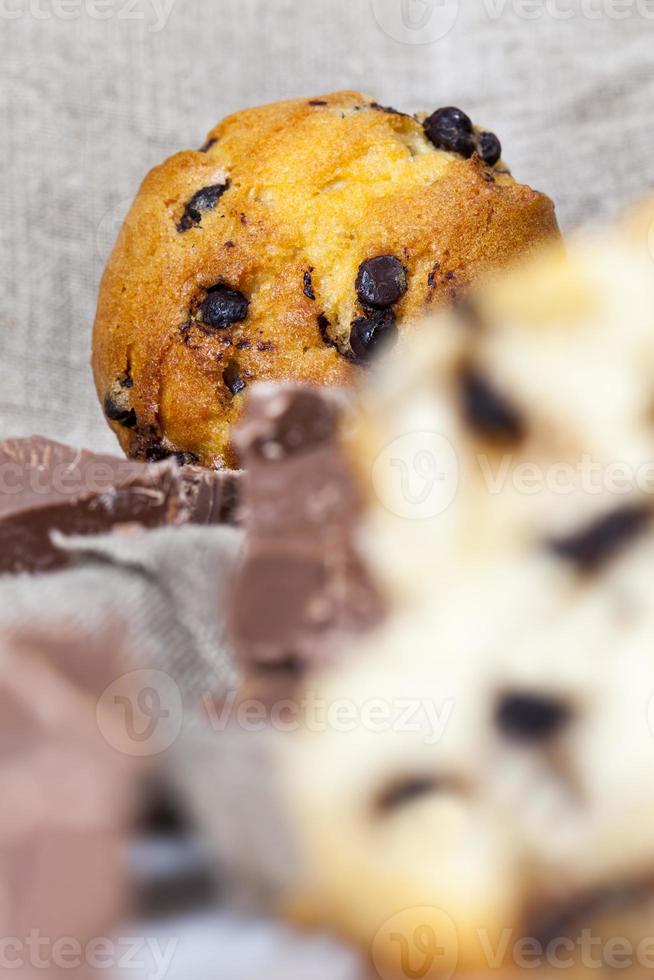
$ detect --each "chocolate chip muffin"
[92,91,560,468]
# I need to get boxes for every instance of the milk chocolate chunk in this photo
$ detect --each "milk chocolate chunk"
[0,436,242,575]
[228,384,383,685]
[0,624,135,974]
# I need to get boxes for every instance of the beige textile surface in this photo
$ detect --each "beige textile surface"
[1,0,654,451]
[2,6,654,974]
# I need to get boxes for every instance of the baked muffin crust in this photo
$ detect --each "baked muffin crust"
[93,91,559,467]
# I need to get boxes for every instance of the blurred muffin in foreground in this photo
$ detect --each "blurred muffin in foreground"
[271,207,654,978]
[93,90,559,467]
[350,208,654,601]
[170,206,654,978]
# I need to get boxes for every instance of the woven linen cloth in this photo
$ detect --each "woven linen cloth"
[2,4,654,976]
[0,525,244,696]
[2,0,654,451]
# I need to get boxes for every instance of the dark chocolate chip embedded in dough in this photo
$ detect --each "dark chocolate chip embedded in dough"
[145,443,199,466]
[460,368,525,443]
[177,182,230,233]
[375,776,445,815]
[478,131,502,167]
[369,102,411,118]
[199,285,249,331]
[317,313,334,347]
[496,693,571,744]
[303,269,316,301]
[548,505,651,572]
[349,309,398,363]
[104,377,137,429]
[424,106,475,158]
[223,361,246,396]
[356,255,407,309]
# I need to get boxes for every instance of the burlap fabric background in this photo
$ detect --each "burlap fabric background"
[1,5,654,977]
[1,0,654,452]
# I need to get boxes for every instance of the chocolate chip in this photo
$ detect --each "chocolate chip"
[104,378,137,429]
[175,451,200,466]
[308,99,328,106]
[224,240,235,249]
[424,106,475,158]
[350,309,398,363]
[375,775,444,815]
[369,102,411,118]
[461,368,525,443]
[143,443,170,462]
[427,262,441,289]
[548,505,651,572]
[303,269,316,301]
[356,255,407,309]
[177,182,230,233]
[152,451,190,467]
[478,131,502,167]
[235,339,250,350]
[496,693,571,744]
[223,361,246,396]
[252,654,305,677]
[317,313,334,347]
[199,137,217,153]
[145,443,199,466]
[199,284,249,331]
[257,341,274,351]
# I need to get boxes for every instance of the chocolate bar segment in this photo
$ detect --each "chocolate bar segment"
[0,623,136,980]
[0,436,241,575]
[228,384,383,684]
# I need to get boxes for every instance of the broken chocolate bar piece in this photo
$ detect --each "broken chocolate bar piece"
[0,623,137,979]
[228,384,383,685]
[0,436,242,575]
